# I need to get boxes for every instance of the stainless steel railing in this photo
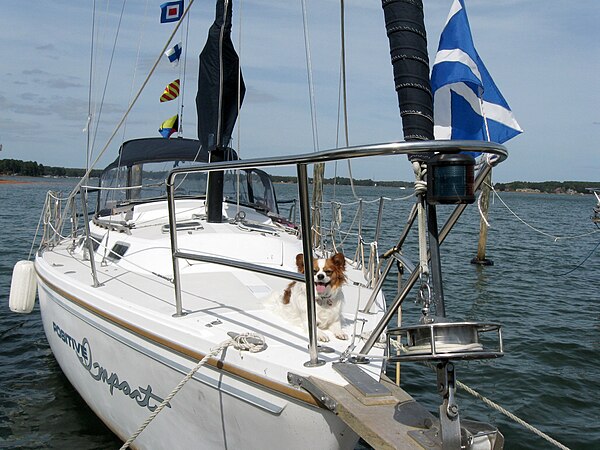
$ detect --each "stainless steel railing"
[38,140,508,366]
[165,140,508,366]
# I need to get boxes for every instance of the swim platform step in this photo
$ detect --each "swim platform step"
[289,363,438,450]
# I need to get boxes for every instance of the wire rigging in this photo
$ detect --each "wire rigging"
[488,182,600,241]
[67,0,197,200]
[90,0,128,164]
[555,237,600,277]
[300,0,319,152]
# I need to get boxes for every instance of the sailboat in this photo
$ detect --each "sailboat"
[9,1,512,449]
[588,189,600,223]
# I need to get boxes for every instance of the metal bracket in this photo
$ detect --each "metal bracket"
[437,362,461,450]
[287,373,337,412]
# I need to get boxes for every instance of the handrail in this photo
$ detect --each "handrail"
[165,139,508,366]
[358,162,495,356]
[174,251,306,283]
[80,187,101,287]
[166,140,507,179]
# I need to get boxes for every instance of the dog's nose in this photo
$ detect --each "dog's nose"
[317,273,325,280]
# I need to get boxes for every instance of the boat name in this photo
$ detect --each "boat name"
[52,322,169,412]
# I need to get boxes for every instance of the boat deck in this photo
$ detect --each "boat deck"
[36,214,387,388]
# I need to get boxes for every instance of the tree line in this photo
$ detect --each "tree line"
[2,159,598,194]
[271,175,413,188]
[494,181,600,195]
[0,159,101,178]
[273,175,599,194]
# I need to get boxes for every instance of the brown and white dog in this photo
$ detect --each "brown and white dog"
[271,252,348,342]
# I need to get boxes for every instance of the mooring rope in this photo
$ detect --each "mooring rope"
[412,162,429,281]
[28,203,45,260]
[387,339,571,450]
[476,188,491,228]
[488,182,600,241]
[119,332,266,449]
[455,380,571,450]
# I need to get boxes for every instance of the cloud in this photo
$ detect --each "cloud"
[22,69,49,76]
[1,0,599,180]
[35,43,55,52]
[46,78,84,89]
[245,87,279,104]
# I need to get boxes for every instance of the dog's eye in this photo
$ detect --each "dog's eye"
[324,270,333,275]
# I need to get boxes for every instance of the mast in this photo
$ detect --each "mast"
[381,0,434,147]
[197,0,245,223]
[381,1,450,320]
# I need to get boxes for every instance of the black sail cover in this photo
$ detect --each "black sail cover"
[381,0,434,160]
[196,0,245,152]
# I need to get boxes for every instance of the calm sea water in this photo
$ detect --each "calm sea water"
[1,176,599,449]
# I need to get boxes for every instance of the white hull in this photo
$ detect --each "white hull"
[38,275,361,450]
[34,196,387,449]
[28,138,509,449]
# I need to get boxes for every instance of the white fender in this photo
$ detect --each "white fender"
[9,260,37,314]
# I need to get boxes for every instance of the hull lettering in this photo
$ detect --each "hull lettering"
[52,322,169,412]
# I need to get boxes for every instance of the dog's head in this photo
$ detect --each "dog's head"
[295,252,346,297]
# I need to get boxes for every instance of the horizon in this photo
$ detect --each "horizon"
[2,157,599,186]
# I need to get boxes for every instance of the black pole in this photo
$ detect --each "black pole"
[427,203,445,317]
[206,168,224,223]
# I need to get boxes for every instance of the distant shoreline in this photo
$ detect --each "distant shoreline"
[1,170,599,195]
[0,179,32,185]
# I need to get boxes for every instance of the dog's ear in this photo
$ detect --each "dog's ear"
[295,253,305,273]
[332,252,346,270]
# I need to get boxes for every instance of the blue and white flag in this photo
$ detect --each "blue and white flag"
[160,1,184,24]
[165,42,182,66]
[431,0,522,145]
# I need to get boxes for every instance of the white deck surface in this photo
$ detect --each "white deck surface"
[37,201,387,387]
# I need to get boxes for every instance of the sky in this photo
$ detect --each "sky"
[0,0,599,183]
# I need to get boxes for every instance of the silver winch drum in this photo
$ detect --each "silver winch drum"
[387,321,504,362]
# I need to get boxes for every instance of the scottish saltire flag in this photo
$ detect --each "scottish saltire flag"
[165,42,182,66]
[431,0,522,146]
[160,1,184,23]
[159,115,179,138]
[160,79,180,102]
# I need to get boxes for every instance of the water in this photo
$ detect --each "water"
[1,177,599,449]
